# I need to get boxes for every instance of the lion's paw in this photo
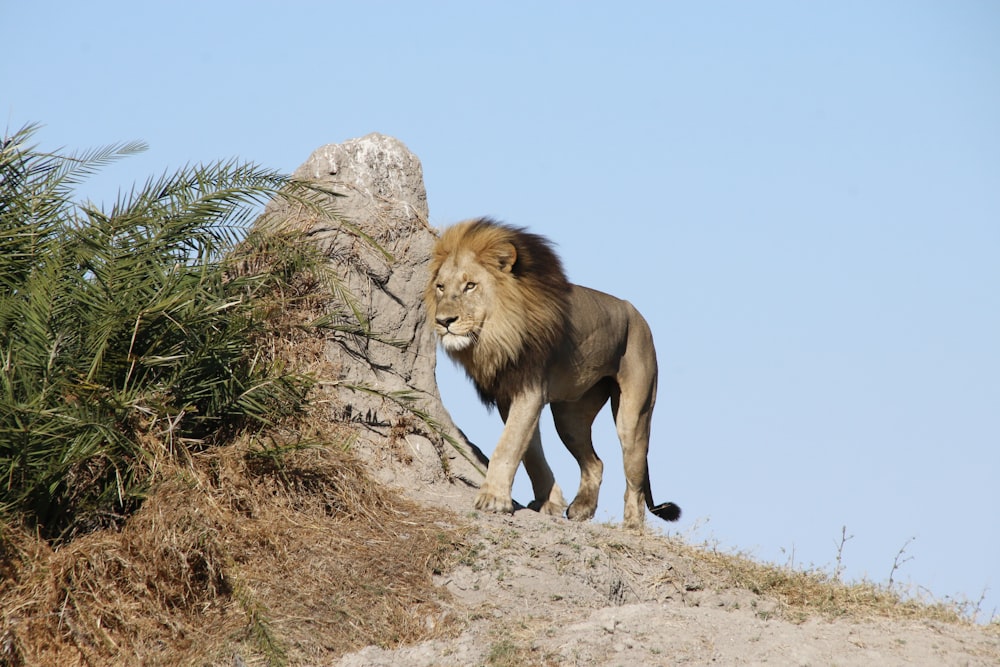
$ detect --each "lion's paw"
[527,498,567,517]
[474,489,514,514]
[566,499,598,522]
[526,483,567,517]
[537,499,567,517]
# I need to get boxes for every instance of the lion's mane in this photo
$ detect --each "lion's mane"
[424,218,571,406]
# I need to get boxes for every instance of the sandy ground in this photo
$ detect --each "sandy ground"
[333,477,999,667]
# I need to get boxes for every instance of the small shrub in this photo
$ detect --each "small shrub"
[0,124,343,540]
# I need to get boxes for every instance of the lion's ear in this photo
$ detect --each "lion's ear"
[496,242,517,273]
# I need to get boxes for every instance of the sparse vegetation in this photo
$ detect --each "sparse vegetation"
[0,125,464,665]
[672,538,971,625]
[485,625,558,667]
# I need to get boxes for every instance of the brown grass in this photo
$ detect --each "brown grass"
[0,433,465,666]
[0,230,474,666]
[0,225,473,666]
[670,539,971,625]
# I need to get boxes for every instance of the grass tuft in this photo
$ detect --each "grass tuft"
[672,539,970,625]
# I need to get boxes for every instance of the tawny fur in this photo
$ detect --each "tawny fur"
[426,217,680,530]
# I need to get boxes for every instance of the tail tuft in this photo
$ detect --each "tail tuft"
[650,502,681,522]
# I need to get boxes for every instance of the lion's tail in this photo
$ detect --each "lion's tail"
[650,501,681,522]
[644,469,681,522]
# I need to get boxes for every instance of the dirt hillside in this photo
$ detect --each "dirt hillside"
[276,134,999,666]
[332,454,999,667]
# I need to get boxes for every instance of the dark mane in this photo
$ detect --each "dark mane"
[426,217,572,407]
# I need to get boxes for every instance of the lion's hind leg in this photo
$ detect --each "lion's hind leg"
[522,425,567,516]
[611,338,664,531]
[552,380,612,522]
[611,386,653,531]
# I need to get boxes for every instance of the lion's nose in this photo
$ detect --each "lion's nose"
[436,315,458,330]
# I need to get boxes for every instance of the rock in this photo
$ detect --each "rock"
[256,133,487,490]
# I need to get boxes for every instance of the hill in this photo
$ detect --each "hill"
[340,460,999,666]
[2,134,997,666]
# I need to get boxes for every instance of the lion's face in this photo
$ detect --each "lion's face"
[428,249,500,353]
[425,218,569,406]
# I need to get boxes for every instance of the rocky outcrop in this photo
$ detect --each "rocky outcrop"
[257,133,486,490]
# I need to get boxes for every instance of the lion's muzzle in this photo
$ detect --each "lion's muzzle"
[435,315,474,351]
[435,315,459,330]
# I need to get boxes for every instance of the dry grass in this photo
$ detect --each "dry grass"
[0,227,475,666]
[670,539,972,625]
[0,434,465,666]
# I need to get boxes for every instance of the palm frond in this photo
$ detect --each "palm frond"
[0,126,377,540]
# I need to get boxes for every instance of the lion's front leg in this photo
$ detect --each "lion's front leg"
[475,389,545,515]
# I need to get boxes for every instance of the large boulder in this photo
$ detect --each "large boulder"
[257,133,486,493]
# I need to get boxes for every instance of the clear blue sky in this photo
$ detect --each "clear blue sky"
[5,1,998,620]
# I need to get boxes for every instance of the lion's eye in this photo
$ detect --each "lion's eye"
[435,284,444,293]
[464,282,477,292]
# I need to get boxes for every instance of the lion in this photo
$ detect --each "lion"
[425,218,680,530]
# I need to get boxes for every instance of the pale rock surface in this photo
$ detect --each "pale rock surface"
[258,133,487,493]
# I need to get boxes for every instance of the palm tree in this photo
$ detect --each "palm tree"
[0,124,340,540]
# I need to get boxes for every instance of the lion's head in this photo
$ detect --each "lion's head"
[425,218,571,406]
